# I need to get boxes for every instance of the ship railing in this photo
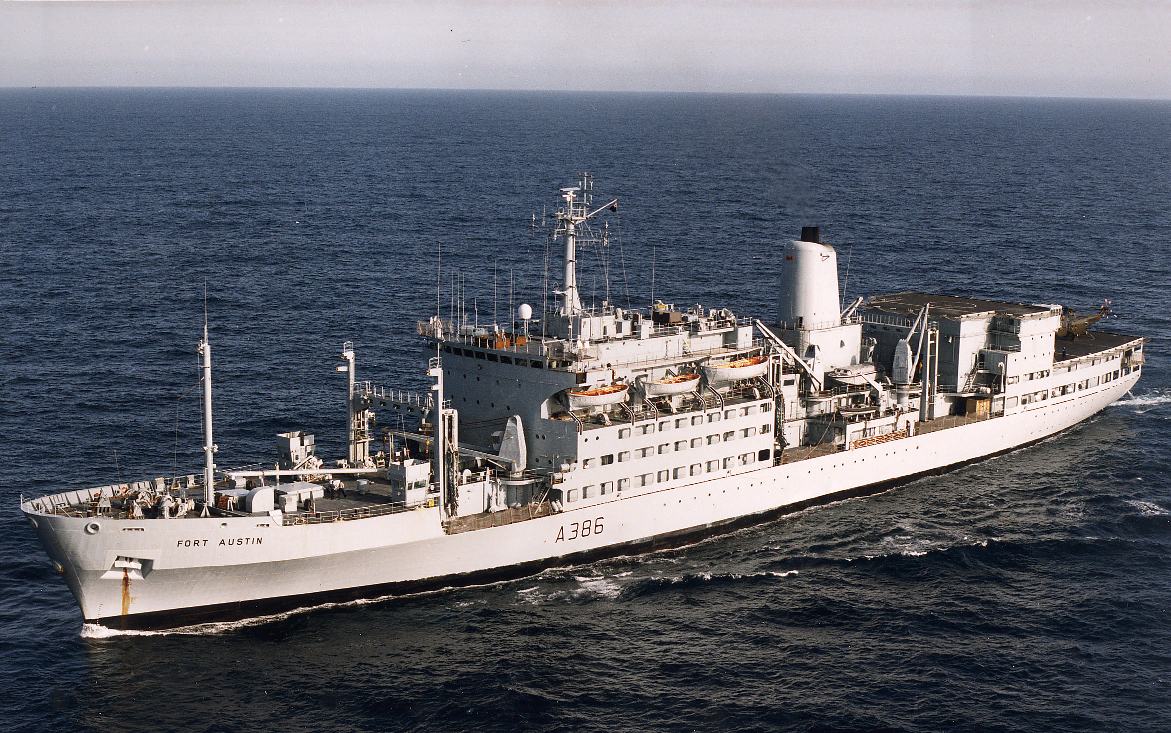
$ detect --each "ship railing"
[775,315,862,332]
[283,499,424,525]
[858,313,915,329]
[24,474,211,516]
[353,382,434,408]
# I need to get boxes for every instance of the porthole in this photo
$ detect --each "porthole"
[84,521,101,535]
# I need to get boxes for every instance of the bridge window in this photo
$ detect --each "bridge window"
[601,454,614,465]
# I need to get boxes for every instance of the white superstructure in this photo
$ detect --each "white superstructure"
[21,177,1146,630]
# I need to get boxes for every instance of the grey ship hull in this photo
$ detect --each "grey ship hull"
[23,373,1136,630]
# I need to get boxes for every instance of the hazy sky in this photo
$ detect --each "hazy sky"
[3,1,1170,99]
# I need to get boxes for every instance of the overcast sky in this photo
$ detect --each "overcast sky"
[3,1,1170,99]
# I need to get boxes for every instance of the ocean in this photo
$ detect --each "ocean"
[0,88,1168,732]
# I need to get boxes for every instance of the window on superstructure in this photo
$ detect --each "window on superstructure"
[758,449,770,462]
[601,454,614,465]
[761,424,771,434]
[724,409,736,419]
[674,418,687,429]
[583,485,596,499]
[673,467,686,479]
[707,434,720,445]
[657,470,670,483]
[722,457,734,469]
[501,356,513,364]
[706,460,719,472]
[690,463,702,476]
[488,353,498,362]
[618,428,631,439]
[742,406,756,416]
[618,451,631,462]
[638,424,655,435]
[567,489,579,502]
[617,478,629,491]
[637,474,653,487]
[723,431,736,442]
[658,444,670,454]
[708,413,720,423]
[691,416,703,426]
[637,447,654,458]
[691,437,702,448]
[659,421,671,432]
[674,441,688,451]
[474,352,486,360]
[582,458,594,469]
[600,482,613,495]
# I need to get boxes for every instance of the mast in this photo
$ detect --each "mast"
[554,174,618,318]
[558,184,584,316]
[200,320,215,506]
[343,341,358,464]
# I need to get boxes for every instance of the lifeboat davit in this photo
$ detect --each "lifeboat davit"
[703,355,767,383]
[567,384,629,410]
[644,373,701,396]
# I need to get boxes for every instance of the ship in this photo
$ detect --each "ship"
[21,176,1147,630]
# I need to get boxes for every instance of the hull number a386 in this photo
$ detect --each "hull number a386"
[555,517,603,543]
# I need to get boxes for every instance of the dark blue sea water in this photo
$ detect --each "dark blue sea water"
[1,89,1169,733]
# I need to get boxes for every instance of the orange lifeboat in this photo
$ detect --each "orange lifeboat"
[644,373,701,396]
[703,355,767,383]
[567,383,630,410]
